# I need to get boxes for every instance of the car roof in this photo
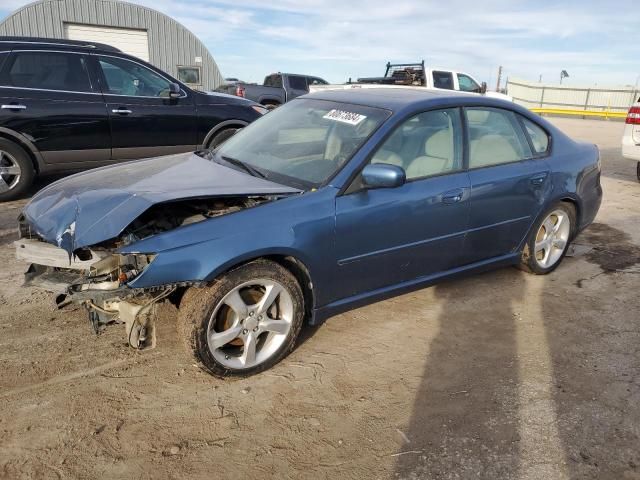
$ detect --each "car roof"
[0,36,121,53]
[305,87,516,112]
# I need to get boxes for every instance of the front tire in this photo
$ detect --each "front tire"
[178,260,304,377]
[208,128,239,149]
[0,139,35,202]
[519,203,576,275]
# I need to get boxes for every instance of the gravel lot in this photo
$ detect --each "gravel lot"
[0,118,638,480]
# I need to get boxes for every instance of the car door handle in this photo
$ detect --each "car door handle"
[112,108,132,115]
[442,188,465,204]
[1,104,27,110]
[530,173,549,186]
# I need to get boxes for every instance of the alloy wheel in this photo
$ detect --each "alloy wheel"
[534,209,571,269]
[0,150,21,193]
[207,279,293,370]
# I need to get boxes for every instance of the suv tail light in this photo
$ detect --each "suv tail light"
[626,106,640,125]
[235,86,245,98]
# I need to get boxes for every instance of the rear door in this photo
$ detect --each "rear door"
[0,49,111,165]
[464,107,551,263]
[93,54,197,160]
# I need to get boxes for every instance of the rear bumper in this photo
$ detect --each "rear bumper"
[622,132,640,161]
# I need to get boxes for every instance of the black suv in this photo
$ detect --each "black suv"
[0,37,267,201]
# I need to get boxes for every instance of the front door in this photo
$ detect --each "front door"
[0,50,111,165]
[333,108,470,301]
[93,55,197,160]
[463,107,551,263]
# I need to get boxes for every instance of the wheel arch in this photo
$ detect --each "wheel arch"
[201,120,248,148]
[204,251,317,324]
[259,97,282,106]
[0,127,44,173]
[557,195,581,237]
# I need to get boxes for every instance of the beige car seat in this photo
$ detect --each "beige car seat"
[469,135,519,167]
[405,128,455,178]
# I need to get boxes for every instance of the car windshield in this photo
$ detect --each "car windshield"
[214,98,390,189]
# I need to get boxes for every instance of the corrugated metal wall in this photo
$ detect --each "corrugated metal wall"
[507,77,639,114]
[0,0,224,90]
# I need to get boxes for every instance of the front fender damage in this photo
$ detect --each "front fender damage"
[17,194,286,349]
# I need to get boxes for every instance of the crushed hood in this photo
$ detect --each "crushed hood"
[22,152,301,254]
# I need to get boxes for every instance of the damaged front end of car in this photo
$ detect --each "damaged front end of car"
[16,195,283,349]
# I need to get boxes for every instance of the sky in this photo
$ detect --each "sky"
[0,0,638,88]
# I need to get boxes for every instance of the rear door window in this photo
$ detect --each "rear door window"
[0,51,92,92]
[432,71,454,90]
[466,108,533,168]
[288,75,308,91]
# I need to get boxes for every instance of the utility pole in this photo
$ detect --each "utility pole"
[495,66,503,92]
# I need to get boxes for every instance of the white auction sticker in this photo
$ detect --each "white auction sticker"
[323,109,367,125]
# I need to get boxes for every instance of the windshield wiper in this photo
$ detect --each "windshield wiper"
[220,155,266,179]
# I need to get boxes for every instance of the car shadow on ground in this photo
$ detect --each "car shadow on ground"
[393,270,524,478]
[393,226,640,479]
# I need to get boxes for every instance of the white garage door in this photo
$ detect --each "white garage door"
[64,23,149,62]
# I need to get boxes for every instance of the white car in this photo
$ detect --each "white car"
[622,99,640,181]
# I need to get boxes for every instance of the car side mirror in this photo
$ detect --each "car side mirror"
[169,83,182,99]
[480,81,488,94]
[361,164,406,189]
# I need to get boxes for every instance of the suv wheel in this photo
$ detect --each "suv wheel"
[0,139,35,202]
[178,260,304,377]
[209,128,239,149]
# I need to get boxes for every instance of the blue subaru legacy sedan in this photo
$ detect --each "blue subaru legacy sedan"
[17,88,602,377]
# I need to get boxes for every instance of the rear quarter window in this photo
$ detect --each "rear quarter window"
[520,117,550,155]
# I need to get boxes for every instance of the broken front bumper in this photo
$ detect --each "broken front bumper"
[15,238,172,349]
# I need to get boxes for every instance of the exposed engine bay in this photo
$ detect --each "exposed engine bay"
[16,195,279,349]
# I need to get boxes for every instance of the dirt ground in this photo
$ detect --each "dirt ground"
[1,118,639,480]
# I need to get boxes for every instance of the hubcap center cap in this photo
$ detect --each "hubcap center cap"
[244,317,258,331]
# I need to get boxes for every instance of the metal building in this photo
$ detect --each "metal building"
[0,0,224,90]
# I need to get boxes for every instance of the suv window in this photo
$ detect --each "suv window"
[466,108,532,168]
[371,108,462,180]
[288,75,308,91]
[432,71,454,90]
[97,56,172,97]
[457,73,481,92]
[521,117,549,154]
[0,51,92,92]
[264,75,282,88]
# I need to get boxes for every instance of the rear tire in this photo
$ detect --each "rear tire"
[178,260,304,378]
[0,139,35,202]
[519,202,576,275]
[208,128,240,149]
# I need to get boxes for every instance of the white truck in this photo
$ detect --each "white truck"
[622,98,640,182]
[310,61,512,101]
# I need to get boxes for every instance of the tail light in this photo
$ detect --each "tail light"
[235,86,245,98]
[626,106,640,125]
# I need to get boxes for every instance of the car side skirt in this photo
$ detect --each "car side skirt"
[310,252,521,325]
